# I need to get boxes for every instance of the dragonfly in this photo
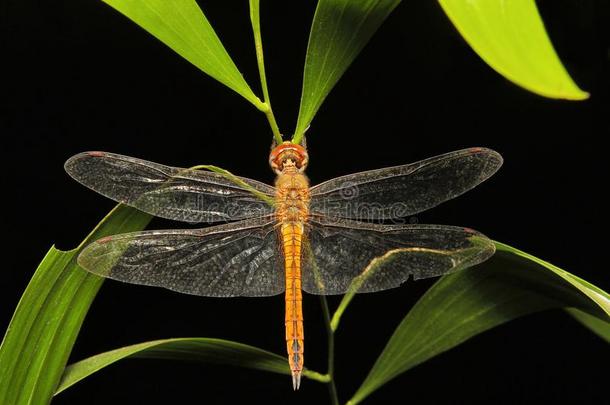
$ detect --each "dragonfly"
[65,143,503,390]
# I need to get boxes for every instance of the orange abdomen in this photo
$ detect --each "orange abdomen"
[274,170,309,390]
[281,222,304,389]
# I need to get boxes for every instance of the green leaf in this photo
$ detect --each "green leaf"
[348,241,610,404]
[568,308,610,344]
[293,0,401,143]
[438,0,589,100]
[102,0,263,108]
[56,337,331,394]
[55,338,291,394]
[0,205,151,405]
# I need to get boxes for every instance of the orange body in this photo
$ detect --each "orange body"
[271,142,310,390]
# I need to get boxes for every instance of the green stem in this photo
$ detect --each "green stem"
[320,296,339,405]
[330,290,356,332]
[302,369,331,383]
[291,130,305,146]
[249,0,283,145]
[188,164,275,206]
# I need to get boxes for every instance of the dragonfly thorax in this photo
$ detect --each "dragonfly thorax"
[269,141,309,175]
[275,171,310,223]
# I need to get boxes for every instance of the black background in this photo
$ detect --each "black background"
[2,1,609,404]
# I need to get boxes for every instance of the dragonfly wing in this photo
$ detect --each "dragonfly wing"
[78,218,284,297]
[302,218,495,295]
[65,152,275,223]
[309,148,502,220]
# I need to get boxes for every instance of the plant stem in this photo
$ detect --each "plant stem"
[249,0,283,145]
[291,130,305,146]
[330,290,356,332]
[320,296,339,405]
[189,164,275,206]
[302,369,331,383]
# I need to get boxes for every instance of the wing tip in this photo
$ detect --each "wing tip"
[465,230,497,262]
[468,147,504,172]
[77,237,120,278]
[64,151,108,176]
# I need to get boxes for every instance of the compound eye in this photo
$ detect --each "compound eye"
[269,157,282,172]
[298,154,309,171]
[269,148,283,170]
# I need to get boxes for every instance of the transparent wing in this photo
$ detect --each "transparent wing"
[65,152,275,223]
[302,218,495,295]
[78,218,284,297]
[309,148,502,220]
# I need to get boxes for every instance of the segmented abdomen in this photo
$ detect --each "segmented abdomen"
[281,222,304,389]
[275,171,309,389]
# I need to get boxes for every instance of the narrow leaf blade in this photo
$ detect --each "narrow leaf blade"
[0,205,151,405]
[294,0,401,141]
[568,308,610,344]
[348,241,610,404]
[438,0,589,100]
[55,338,290,394]
[102,0,261,106]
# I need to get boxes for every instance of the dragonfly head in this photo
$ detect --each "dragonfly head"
[269,142,309,174]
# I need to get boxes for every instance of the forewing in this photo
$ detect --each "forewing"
[302,218,495,295]
[78,219,284,297]
[309,148,502,220]
[65,152,275,223]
